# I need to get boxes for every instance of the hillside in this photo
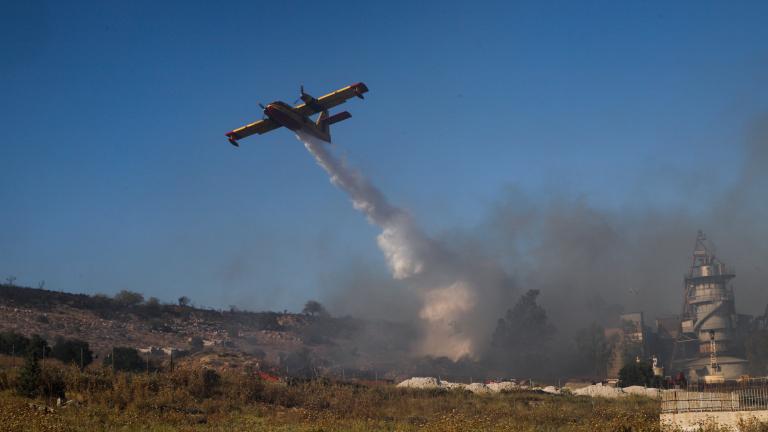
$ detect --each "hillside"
[0,284,416,379]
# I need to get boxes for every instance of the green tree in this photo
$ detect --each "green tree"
[0,332,30,356]
[302,300,329,317]
[51,338,93,368]
[492,290,555,346]
[16,354,42,397]
[103,347,146,372]
[144,296,162,317]
[618,361,655,387]
[26,334,50,359]
[114,290,144,307]
[575,323,614,378]
[490,289,556,375]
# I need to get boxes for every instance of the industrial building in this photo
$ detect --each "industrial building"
[605,313,647,379]
[670,231,748,382]
[605,231,750,382]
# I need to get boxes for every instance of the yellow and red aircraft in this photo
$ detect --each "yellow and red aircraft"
[225,82,368,146]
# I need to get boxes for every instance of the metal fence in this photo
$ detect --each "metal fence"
[661,380,768,414]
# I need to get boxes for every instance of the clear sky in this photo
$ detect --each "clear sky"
[2,1,767,311]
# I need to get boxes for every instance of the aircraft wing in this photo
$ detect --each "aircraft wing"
[294,82,368,117]
[226,118,281,145]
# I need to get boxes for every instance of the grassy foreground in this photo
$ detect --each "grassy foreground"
[0,360,765,431]
[1,387,661,432]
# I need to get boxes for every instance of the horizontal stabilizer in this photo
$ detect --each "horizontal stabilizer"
[327,111,352,125]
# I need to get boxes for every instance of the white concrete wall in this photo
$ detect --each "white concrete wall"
[661,410,768,431]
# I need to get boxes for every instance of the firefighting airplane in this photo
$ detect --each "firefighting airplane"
[225,82,368,146]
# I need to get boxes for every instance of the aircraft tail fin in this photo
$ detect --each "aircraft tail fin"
[315,110,352,142]
[316,110,330,134]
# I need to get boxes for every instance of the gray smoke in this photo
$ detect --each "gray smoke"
[298,132,516,359]
[311,116,768,365]
[450,116,768,330]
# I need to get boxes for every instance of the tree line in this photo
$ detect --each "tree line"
[0,331,93,367]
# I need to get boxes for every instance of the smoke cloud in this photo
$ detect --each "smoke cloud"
[298,132,516,360]
[300,115,767,373]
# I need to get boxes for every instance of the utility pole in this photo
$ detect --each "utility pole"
[146,351,150,375]
[80,347,84,370]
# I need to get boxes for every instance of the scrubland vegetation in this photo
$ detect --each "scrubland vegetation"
[0,341,767,431]
[0,354,710,432]
[5,359,768,432]
[4,286,768,430]
[0,364,660,432]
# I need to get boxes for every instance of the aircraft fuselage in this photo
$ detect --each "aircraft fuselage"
[264,102,330,142]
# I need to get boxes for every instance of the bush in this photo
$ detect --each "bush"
[189,368,221,399]
[618,361,657,387]
[226,373,265,404]
[40,367,66,399]
[280,348,320,378]
[144,297,168,319]
[103,347,146,372]
[0,332,30,356]
[26,334,50,359]
[114,290,144,307]
[51,338,93,368]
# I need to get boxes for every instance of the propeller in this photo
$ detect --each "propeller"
[293,85,307,105]
[259,103,267,119]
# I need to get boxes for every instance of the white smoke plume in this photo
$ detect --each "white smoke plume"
[297,132,486,359]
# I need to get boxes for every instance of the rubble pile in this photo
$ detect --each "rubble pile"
[398,377,662,399]
[396,377,442,389]
[622,385,662,398]
[572,383,626,398]
[397,377,519,393]
[487,381,518,392]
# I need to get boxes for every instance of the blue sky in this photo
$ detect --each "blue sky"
[1,1,767,311]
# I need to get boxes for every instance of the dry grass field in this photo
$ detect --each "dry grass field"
[0,357,655,432]
[2,357,768,431]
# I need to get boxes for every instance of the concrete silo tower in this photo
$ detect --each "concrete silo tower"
[676,231,747,381]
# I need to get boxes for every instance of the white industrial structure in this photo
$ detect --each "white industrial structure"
[673,231,747,381]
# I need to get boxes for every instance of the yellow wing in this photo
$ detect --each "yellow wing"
[226,118,281,143]
[294,82,369,117]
